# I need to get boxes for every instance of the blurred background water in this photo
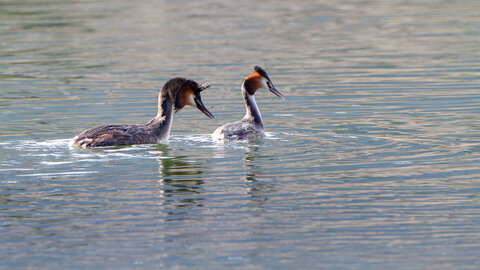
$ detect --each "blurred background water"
[1,0,480,269]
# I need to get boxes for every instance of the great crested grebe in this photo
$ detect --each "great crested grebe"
[212,66,284,140]
[72,77,214,148]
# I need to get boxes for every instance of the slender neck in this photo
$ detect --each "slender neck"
[242,81,263,127]
[147,90,173,141]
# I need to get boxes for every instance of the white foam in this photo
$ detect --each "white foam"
[393,161,412,165]
[274,113,294,117]
[0,168,34,172]
[17,171,97,177]
[334,135,358,139]
[40,161,74,166]
[4,139,72,151]
[169,134,213,144]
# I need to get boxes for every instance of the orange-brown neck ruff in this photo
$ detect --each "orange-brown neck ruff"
[175,86,194,112]
[245,71,262,81]
[244,72,263,95]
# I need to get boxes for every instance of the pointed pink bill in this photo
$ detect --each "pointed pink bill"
[268,82,285,100]
[194,96,214,119]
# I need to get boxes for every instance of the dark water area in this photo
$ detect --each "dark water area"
[1,0,480,269]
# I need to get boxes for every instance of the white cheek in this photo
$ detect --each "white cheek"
[261,78,269,90]
[187,94,196,107]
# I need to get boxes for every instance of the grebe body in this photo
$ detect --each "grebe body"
[72,78,213,148]
[212,66,284,140]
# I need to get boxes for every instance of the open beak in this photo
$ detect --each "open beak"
[268,82,285,100]
[194,96,214,119]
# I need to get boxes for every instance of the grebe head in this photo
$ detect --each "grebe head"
[164,77,214,119]
[244,66,284,99]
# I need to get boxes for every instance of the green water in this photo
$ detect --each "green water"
[1,0,480,269]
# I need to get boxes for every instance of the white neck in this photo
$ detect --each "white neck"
[242,83,263,127]
[147,90,174,142]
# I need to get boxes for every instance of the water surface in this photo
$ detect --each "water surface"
[1,0,480,269]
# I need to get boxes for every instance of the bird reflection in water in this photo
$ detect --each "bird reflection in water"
[243,141,277,207]
[154,144,205,221]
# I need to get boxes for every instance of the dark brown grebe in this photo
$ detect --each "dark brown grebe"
[212,66,284,140]
[72,78,214,148]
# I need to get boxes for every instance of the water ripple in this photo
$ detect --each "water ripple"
[1,0,480,269]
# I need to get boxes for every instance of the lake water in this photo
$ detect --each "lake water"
[1,0,480,269]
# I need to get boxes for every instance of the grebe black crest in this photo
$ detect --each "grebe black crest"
[72,77,214,148]
[212,66,284,140]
